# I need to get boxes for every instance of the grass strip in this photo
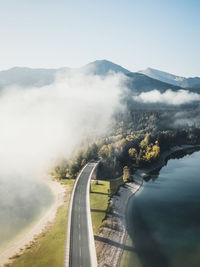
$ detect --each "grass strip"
[9,179,74,267]
[90,180,110,234]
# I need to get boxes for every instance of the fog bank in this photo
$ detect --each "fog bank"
[133,89,200,105]
[0,70,126,246]
[0,70,126,178]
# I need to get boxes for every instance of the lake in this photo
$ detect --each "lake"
[127,150,200,267]
[0,176,53,247]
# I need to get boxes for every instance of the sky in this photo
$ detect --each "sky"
[0,0,199,77]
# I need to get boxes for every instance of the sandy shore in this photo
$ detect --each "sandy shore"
[0,177,65,267]
[95,144,200,266]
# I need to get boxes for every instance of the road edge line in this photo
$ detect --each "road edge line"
[86,162,99,267]
[63,164,88,267]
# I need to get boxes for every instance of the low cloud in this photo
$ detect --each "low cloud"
[133,89,200,105]
[0,70,126,178]
[0,69,127,242]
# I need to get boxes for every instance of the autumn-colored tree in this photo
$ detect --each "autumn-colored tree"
[128,147,138,160]
[113,138,126,154]
[142,140,160,162]
[123,166,131,182]
[98,144,114,160]
[140,133,150,149]
[126,135,134,142]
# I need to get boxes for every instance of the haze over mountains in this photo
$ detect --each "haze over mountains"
[0,60,199,94]
[140,67,200,89]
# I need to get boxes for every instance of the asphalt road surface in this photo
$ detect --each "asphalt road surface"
[69,163,96,267]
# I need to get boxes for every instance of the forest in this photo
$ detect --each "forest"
[52,107,200,180]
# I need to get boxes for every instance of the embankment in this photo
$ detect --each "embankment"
[95,144,200,267]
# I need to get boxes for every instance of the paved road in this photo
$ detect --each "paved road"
[69,163,97,267]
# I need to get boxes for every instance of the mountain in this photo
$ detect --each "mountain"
[80,60,130,75]
[140,67,200,89]
[0,60,130,89]
[0,67,60,89]
[126,72,182,94]
[0,61,198,95]
[182,78,200,90]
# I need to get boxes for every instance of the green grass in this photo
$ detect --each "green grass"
[90,180,110,234]
[90,178,125,235]
[59,178,74,187]
[10,179,74,267]
[120,236,142,267]
[109,177,124,195]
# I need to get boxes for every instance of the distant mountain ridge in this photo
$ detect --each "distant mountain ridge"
[0,60,130,89]
[0,67,61,89]
[140,67,200,89]
[126,72,181,94]
[0,60,199,93]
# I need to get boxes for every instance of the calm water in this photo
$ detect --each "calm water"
[0,176,53,247]
[127,150,200,267]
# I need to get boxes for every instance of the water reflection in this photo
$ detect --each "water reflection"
[127,150,200,267]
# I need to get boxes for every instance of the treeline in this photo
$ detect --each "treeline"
[52,132,160,179]
[52,110,200,180]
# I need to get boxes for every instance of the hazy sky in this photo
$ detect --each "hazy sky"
[0,0,199,77]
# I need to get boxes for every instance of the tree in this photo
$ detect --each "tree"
[128,148,138,161]
[123,166,131,182]
[54,159,68,179]
[142,140,160,163]
[140,133,150,149]
[67,162,79,178]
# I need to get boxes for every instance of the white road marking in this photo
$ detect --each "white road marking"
[79,234,81,241]
[79,223,80,229]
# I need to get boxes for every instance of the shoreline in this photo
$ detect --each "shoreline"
[95,144,200,266]
[1,145,199,266]
[0,176,65,267]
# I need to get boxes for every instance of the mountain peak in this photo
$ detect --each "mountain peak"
[82,59,130,75]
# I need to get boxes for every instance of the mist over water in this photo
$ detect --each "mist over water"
[0,69,126,245]
[0,177,53,246]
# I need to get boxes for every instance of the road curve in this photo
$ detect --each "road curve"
[64,163,98,267]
